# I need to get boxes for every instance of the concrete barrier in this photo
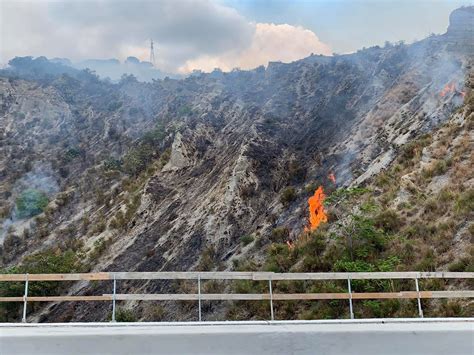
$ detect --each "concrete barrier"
[1,318,473,355]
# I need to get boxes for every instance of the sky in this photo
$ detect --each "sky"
[0,0,471,73]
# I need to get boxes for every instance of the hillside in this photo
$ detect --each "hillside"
[0,7,472,322]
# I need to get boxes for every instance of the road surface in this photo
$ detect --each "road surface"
[1,318,473,355]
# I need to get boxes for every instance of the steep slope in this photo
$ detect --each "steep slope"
[227,72,473,320]
[0,7,472,322]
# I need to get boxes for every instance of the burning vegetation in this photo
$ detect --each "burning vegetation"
[307,186,328,231]
[440,81,466,98]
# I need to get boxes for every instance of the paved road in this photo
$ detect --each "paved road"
[1,318,473,355]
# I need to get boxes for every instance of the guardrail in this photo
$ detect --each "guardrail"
[1,271,473,322]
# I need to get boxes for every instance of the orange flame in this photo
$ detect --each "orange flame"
[306,186,328,231]
[328,172,336,184]
[440,82,456,97]
[439,82,466,99]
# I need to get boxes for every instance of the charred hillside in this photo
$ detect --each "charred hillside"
[0,7,472,322]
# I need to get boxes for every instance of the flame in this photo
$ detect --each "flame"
[440,82,456,97]
[306,186,328,231]
[439,81,466,98]
[328,172,336,184]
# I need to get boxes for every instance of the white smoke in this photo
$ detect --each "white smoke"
[0,162,59,243]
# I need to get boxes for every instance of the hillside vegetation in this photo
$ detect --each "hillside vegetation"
[228,76,473,319]
[0,7,473,322]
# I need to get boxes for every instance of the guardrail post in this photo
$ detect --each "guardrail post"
[269,278,274,321]
[111,273,117,322]
[198,275,202,322]
[347,276,354,319]
[21,273,29,323]
[415,277,423,318]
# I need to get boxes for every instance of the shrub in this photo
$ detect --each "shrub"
[287,161,306,183]
[141,125,166,147]
[123,144,155,176]
[399,136,431,165]
[103,157,122,171]
[280,187,297,206]
[447,258,469,272]
[198,246,218,271]
[416,249,437,271]
[159,148,171,166]
[270,227,290,243]
[422,160,448,179]
[89,238,110,261]
[265,243,294,272]
[147,304,165,321]
[240,235,254,246]
[64,148,82,162]
[374,210,403,232]
[91,218,106,235]
[109,210,126,230]
[114,308,137,322]
[456,189,474,214]
[15,189,49,219]
[0,248,84,321]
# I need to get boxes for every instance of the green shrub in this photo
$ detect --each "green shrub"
[416,249,437,271]
[15,189,49,219]
[447,258,469,272]
[89,238,110,261]
[265,243,294,272]
[123,144,155,176]
[456,189,474,214]
[64,148,82,162]
[114,308,137,322]
[141,125,166,147]
[103,157,122,171]
[0,248,84,321]
[280,187,297,206]
[240,235,254,246]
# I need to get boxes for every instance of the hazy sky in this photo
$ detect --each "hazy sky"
[1,0,471,73]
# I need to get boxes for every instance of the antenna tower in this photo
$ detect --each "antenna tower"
[150,39,156,65]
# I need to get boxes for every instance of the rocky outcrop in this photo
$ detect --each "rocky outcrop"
[447,7,474,39]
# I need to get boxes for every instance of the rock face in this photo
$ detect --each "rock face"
[447,7,474,38]
[445,7,474,52]
[0,7,472,322]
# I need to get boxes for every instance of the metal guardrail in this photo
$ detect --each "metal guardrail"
[1,271,473,322]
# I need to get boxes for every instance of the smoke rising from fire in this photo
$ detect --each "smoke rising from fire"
[0,163,58,243]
